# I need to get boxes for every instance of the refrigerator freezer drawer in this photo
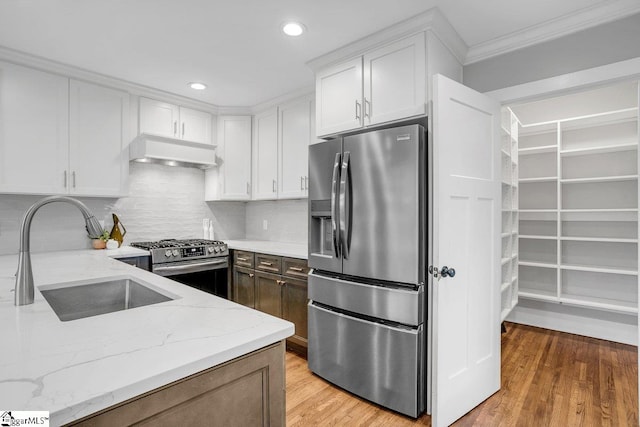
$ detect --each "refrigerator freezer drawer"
[308,271,423,326]
[308,302,424,418]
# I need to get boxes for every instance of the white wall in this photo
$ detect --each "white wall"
[0,163,246,255]
[463,13,640,93]
[245,199,308,244]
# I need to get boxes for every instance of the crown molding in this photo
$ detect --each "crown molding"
[465,0,640,65]
[0,45,223,113]
[251,85,314,114]
[306,8,468,72]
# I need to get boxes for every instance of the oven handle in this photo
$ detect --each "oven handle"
[153,258,228,276]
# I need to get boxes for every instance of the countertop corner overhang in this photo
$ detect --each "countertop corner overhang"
[0,249,293,425]
[224,240,307,259]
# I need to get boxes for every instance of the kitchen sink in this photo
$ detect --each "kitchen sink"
[40,276,176,321]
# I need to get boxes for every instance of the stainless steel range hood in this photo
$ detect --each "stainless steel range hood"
[129,133,217,169]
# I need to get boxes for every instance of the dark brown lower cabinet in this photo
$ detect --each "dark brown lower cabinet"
[233,266,256,308]
[66,341,285,427]
[231,251,308,357]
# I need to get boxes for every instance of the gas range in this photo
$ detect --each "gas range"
[130,239,228,263]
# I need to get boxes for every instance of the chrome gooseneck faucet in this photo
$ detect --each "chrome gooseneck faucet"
[15,196,104,306]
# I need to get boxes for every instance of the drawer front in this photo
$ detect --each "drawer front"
[233,250,255,268]
[255,253,282,274]
[282,257,310,279]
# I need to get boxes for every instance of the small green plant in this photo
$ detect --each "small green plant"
[98,230,111,242]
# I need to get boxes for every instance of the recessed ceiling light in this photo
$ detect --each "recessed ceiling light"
[282,22,305,37]
[189,82,207,90]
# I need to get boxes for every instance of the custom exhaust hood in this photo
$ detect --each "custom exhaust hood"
[129,133,217,169]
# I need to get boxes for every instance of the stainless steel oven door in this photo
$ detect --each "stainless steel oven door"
[152,258,229,298]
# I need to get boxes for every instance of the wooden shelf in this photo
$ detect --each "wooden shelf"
[560,264,638,276]
[560,236,638,243]
[560,175,638,184]
[518,145,557,155]
[559,296,638,314]
[519,176,558,183]
[501,282,512,292]
[560,142,638,157]
[501,257,511,265]
[560,208,638,213]
[519,291,558,302]
[519,261,558,269]
[519,235,557,240]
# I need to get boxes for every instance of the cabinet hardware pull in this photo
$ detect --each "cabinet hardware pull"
[364,98,371,119]
[289,267,304,272]
[237,257,248,261]
[246,182,250,194]
[174,121,177,136]
[182,122,185,137]
[355,100,361,120]
[279,280,285,286]
[305,176,308,190]
[72,171,76,188]
[260,261,273,266]
[249,273,254,278]
[273,179,277,192]
[63,171,67,188]
[300,176,304,190]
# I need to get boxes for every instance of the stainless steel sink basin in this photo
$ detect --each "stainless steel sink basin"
[40,276,176,321]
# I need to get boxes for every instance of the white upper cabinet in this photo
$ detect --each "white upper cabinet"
[179,107,212,144]
[139,97,212,144]
[0,61,69,194]
[316,57,363,136]
[316,33,426,137]
[69,80,129,197]
[252,108,279,200]
[279,96,312,199]
[208,115,252,201]
[363,33,426,126]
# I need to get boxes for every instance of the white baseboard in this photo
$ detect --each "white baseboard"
[506,298,638,346]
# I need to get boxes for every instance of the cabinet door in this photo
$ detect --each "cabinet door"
[252,108,279,200]
[233,266,256,308]
[69,80,129,197]
[315,57,363,137]
[139,97,179,138]
[255,271,282,318]
[279,96,312,199]
[363,33,426,126]
[217,115,252,200]
[0,61,69,194]
[282,277,308,349]
[179,106,212,144]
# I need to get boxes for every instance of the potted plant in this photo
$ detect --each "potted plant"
[92,230,111,249]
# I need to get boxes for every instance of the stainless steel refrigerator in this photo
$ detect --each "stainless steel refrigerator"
[307,123,428,418]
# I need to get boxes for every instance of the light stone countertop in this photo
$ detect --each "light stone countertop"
[0,249,293,426]
[225,240,308,259]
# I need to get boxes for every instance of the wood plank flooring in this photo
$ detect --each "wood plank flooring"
[286,323,638,426]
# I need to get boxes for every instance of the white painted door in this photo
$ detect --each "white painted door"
[431,74,501,427]
[0,61,69,194]
[139,97,179,138]
[364,33,426,126]
[69,80,129,197]
[179,106,212,144]
[279,96,312,199]
[218,115,252,200]
[315,57,363,137]
[252,108,279,200]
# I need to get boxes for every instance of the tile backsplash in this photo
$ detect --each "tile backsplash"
[245,199,308,244]
[0,163,246,255]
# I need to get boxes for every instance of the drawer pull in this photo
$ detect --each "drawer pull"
[260,261,273,266]
[289,267,304,272]
[237,257,249,261]
[277,280,285,286]
[249,273,254,278]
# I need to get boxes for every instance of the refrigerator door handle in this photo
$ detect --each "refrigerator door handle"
[331,153,342,258]
[339,151,351,259]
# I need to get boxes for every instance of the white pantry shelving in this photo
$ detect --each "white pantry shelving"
[517,105,639,315]
[500,108,519,321]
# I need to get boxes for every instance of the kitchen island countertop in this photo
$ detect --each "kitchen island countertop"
[0,249,293,426]
[225,240,307,259]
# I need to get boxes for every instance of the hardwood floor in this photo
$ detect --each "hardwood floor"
[285,323,638,426]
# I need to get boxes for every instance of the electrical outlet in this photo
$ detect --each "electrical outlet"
[203,218,209,228]
[263,219,268,231]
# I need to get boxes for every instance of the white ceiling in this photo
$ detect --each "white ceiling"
[0,0,639,107]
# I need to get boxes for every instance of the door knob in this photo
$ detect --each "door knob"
[440,266,455,278]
